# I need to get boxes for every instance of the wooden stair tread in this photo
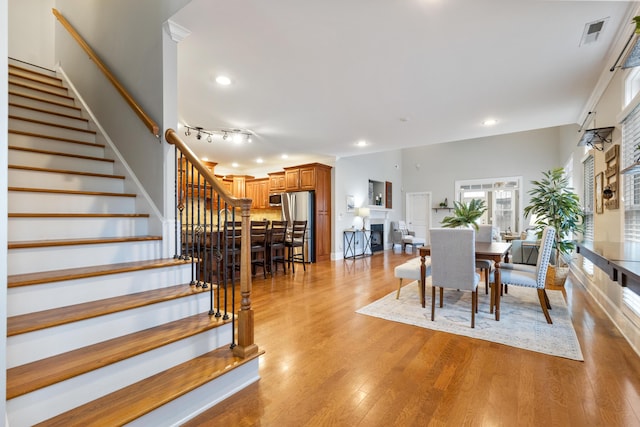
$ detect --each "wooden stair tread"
[33,347,262,427]
[9,129,103,147]
[9,71,66,90]
[8,235,161,249]
[7,312,234,399]
[8,283,214,336]
[9,102,89,122]
[8,145,113,163]
[9,80,74,100]
[9,115,96,134]
[8,187,136,197]
[9,165,125,180]
[8,258,189,287]
[9,64,62,84]
[8,91,82,112]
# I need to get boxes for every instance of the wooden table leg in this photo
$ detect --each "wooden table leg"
[420,254,427,308]
[494,263,501,321]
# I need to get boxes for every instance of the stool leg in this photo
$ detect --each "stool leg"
[396,278,403,299]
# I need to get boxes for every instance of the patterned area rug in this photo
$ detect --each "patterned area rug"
[356,279,584,361]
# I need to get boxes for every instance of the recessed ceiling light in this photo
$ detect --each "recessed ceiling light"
[483,119,498,126]
[201,157,208,161]
[281,154,289,159]
[256,158,264,164]
[215,75,231,86]
[356,140,367,147]
[231,162,239,168]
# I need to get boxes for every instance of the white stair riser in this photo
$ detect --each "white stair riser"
[8,83,76,106]
[8,216,148,241]
[9,168,124,193]
[131,359,259,427]
[8,149,113,174]
[8,265,194,316]
[8,240,161,275]
[8,75,68,96]
[8,191,136,214]
[8,292,219,367]
[7,325,233,427]
[8,93,82,117]
[9,132,104,157]
[10,104,90,129]
[9,118,96,143]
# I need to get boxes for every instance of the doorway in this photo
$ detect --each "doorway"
[405,192,432,245]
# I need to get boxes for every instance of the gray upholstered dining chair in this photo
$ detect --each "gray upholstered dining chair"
[495,226,556,324]
[429,228,481,328]
[475,224,498,294]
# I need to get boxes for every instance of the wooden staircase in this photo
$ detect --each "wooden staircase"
[6,61,261,426]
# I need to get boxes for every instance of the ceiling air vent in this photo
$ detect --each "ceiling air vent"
[580,18,608,46]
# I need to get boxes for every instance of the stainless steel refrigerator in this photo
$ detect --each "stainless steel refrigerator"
[281,191,315,263]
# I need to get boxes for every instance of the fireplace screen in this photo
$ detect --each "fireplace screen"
[370,224,384,252]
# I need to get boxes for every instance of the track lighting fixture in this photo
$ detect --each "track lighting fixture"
[183,125,254,144]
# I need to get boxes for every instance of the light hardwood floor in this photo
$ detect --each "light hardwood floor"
[184,250,640,426]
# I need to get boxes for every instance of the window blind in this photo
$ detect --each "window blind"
[622,103,640,242]
[583,155,594,274]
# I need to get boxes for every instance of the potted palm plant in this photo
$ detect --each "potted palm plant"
[523,167,584,285]
[441,199,487,230]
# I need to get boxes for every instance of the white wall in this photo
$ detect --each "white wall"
[333,150,403,259]
[52,0,191,213]
[1,0,9,420]
[401,126,569,228]
[8,0,55,68]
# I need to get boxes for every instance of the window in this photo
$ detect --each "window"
[455,177,522,233]
[582,154,594,274]
[625,67,640,107]
[621,96,640,319]
[621,103,640,243]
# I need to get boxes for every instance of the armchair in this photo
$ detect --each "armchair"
[391,220,426,253]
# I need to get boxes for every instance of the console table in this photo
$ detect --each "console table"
[576,241,640,296]
[343,229,372,259]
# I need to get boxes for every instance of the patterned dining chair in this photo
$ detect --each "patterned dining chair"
[496,226,556,324]
[429,228,481,328]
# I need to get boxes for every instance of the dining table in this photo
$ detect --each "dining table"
[418,241,512,321]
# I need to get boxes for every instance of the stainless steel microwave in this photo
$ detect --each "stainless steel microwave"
[269,193,282,207]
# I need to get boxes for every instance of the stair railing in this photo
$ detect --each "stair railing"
[166,129,258,358]
[52,8,159,138]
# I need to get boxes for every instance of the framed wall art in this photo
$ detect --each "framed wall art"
[595,172,603,214]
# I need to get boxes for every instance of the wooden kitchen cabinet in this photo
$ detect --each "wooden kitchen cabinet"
[284,163,322,191]
[246,178,269,209]
[268,172,286,193]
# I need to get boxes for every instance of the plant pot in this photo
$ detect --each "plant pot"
[545,264,568,287]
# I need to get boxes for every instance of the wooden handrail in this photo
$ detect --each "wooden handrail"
[52,8,160,138]
[166,128,258,358]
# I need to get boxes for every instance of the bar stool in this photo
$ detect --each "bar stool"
[286,220,307,273]
[268,220,288,275]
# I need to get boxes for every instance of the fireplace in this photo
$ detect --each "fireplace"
[370,224,384,253]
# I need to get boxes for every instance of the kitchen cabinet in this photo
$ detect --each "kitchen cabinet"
[224,175,253,198]
[284,163,321,191]
[269,172,285,193]
[246,178,269,209]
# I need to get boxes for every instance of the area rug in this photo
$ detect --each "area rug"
[356,279,584,361]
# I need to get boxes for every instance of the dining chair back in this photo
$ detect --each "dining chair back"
[498,226,556,323]
[476,224,498,294]
[250,220,269,278]
[269,220,288,275]
[286,220,307,273]
[429,228,481,328]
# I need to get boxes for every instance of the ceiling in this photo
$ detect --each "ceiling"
[171,0,636,176]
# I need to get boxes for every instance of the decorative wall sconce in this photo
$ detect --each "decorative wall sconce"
[183,125,254,143]
[603,185,614,199]
[577,112,614,151]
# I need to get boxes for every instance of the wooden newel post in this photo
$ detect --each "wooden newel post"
[234,199,259,358]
